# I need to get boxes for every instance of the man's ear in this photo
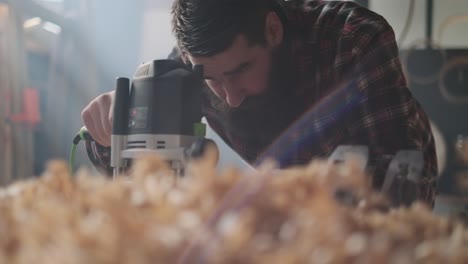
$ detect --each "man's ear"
[265,11,283,48]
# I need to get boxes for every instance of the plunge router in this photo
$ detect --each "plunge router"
[111,59,217,177]
[73,59,217,178]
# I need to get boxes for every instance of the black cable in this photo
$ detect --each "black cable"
[426,0,434,48]
[398,0,416,45]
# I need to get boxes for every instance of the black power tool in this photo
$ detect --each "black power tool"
[73,60,218,177]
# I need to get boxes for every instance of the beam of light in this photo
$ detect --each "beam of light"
[254,79,365,167]
[23,17,42,28]
[177,76,365,263]
[42,21,61,34]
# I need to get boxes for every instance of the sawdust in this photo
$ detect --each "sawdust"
[0,152,467,264]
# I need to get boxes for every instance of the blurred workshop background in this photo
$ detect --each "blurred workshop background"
[0,0,467,215]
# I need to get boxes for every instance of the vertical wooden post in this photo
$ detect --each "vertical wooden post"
[0,3,33,184]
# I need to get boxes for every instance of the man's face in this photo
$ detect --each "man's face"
[186,34,274,108]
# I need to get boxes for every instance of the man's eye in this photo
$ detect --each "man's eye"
[238,64,251,74]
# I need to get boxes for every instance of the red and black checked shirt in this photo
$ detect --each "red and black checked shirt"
[86,1,437,207]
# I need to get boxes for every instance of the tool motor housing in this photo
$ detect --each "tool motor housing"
[128,60,203,136]
[111,60,212,176]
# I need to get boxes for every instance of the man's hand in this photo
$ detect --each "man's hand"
[81,91,115,146]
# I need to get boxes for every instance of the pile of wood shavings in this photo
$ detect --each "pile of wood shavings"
[0,152,467,264]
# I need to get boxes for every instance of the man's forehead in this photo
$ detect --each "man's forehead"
[188,55,244,77]
[186,35,254,76]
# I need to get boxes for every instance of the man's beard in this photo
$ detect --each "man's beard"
[204,44,307,163]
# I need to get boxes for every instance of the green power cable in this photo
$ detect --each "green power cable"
[69,127,92,175]
[69,143,78,175]
[194,122,206,137]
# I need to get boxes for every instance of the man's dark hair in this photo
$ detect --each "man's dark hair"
[171,0,277,57]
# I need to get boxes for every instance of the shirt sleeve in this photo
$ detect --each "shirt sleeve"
[340,11,438,208]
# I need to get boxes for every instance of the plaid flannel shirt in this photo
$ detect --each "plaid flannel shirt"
[86,1,437,207]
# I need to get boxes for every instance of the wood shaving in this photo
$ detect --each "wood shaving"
[0,153,466,264]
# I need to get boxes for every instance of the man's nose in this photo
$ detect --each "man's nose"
[224,84,245,107]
